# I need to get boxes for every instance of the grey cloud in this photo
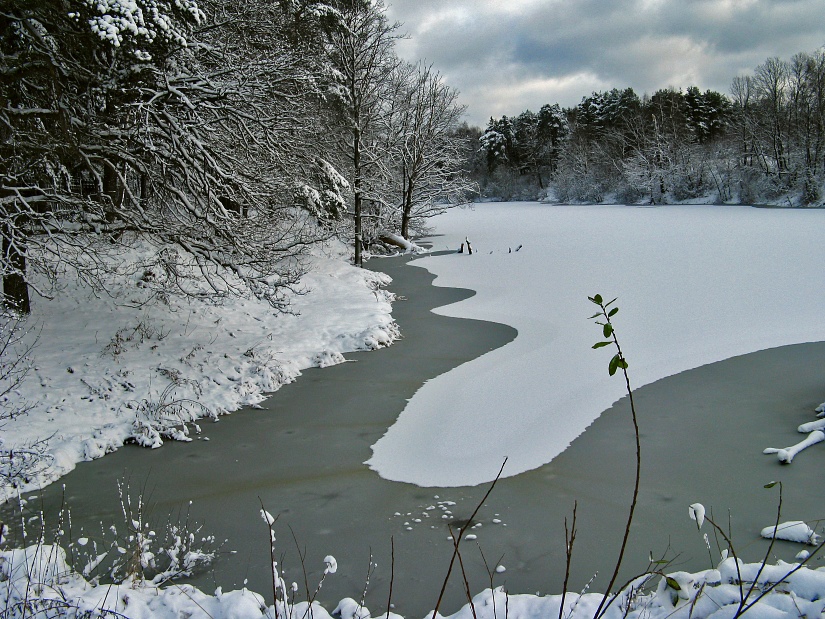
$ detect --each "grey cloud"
[386,0,825,126]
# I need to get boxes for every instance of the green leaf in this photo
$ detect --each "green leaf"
[617,358,628,369]
[764,481,777,489]
[603,323,613,338]
[592,341,612,349]
[665,577,681,591]
[653,559,670,565]
[608,307,619,318]
[606,297,618,307]
[589,312,602,320]
[609,354,619,376]
[593,294,603,304]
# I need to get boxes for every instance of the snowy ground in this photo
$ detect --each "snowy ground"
[1,239,398,503]
[368,202,825,486]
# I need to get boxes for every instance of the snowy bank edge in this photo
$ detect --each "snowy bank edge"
[1,245,400,503]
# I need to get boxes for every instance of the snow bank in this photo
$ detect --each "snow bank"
[368,203,825,486]
[1,239,398,501]
[4,542,825,619]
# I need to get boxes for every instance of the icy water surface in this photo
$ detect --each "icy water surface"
[7,254,825,617]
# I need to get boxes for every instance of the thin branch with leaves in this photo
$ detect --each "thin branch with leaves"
[588,294,641,619]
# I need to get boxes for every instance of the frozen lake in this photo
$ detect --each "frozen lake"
[371,203,825,486]
[7,204,825,617]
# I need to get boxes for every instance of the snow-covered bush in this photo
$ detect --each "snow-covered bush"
[2,479,221,592]
[0,312,51,492]
[3,538,825,619]
[128,380,215,449]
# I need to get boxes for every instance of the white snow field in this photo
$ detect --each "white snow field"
[368,202,825,487]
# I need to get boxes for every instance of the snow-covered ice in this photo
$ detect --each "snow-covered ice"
[761,521,821,545]
[368,203,825,486]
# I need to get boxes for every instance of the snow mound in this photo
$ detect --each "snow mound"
[761,521,821,545]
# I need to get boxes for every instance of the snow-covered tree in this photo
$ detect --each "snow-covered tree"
[323,0,401,267]
[380,63,474,239]
[1,0,205,312]
[479,116,514,172]
[1,0,332,312]
[537,103,569,173]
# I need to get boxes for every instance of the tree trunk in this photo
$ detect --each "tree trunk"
[353,128,363,268]
[401,176,412,239]
[102,162,121,224]
[2,219,30,314]
[140,173,150,207]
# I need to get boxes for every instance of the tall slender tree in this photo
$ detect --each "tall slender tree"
[324,0,400,267]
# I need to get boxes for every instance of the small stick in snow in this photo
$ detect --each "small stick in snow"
[763,430,825,464]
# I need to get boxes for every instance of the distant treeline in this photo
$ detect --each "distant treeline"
[462,48,825,206]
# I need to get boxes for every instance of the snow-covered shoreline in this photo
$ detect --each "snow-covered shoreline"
[1,240,399,503]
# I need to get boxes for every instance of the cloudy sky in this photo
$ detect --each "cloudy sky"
[385,0,825,127]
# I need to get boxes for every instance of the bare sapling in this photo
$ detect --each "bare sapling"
[384,537,395,619]
[259,498,338,619]
[587,295,641,619]
[354,549,376,619]
[558,502,577,619]
[431,458,507,619]
[477,545,507,619]
[449,528,478,619]
[0,312,47,492]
